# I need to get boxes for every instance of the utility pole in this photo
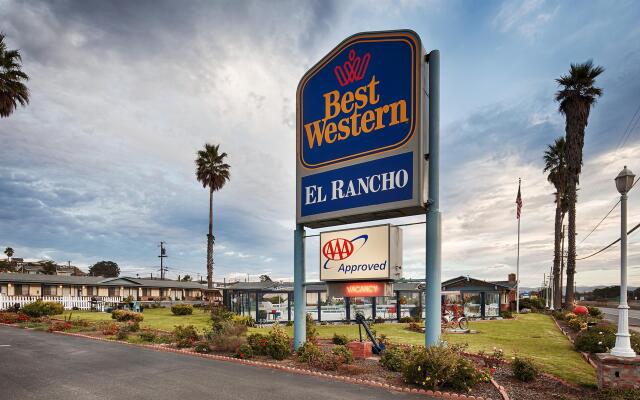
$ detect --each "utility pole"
[158,241,167,280]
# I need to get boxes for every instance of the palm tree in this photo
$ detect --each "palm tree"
[195,144,230,289]
[555,60,604,308]
[543,137,567,309]
[4,247,14,262]
[0,33,29,117]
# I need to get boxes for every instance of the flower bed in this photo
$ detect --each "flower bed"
[0,311,607,400]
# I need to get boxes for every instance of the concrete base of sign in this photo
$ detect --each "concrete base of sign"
[595,353,640,390]
[347,341,373,360]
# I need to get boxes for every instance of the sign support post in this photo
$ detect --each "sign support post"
[293,223,306,349]
[425,49,441,347]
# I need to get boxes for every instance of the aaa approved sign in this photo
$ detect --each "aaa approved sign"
[320,224,402,281]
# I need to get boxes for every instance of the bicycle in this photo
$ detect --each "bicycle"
[441,309,469,331]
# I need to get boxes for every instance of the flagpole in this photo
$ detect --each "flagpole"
[516,177,521,314]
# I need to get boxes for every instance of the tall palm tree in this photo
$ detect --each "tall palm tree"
[555,60,604,308]
[4,247,14,262]
[543,137,567,309]
[0,33,29,117]
[195,144,230,289]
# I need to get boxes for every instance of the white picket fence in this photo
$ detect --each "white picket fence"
[0,295,123,311]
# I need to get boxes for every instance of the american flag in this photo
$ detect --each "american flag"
[516,179,523,219]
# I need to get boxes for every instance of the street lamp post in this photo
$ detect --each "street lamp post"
[611,166,636,358]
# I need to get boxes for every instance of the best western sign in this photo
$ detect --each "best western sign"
[320,225,402,281]
[296,30,427,228]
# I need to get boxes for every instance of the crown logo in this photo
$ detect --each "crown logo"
[334,49,371,87]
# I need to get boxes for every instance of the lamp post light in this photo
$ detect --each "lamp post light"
[611,166,636,358]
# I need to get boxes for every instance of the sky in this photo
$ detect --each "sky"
[1,0,640,288]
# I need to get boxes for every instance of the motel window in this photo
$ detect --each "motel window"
[43,286,56,296]
[108,287,119,297]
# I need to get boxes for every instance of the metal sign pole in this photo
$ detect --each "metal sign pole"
[425,49,441,347]
[293,223,306,349]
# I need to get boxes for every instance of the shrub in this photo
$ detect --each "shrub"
[512,356,539,382]
[313,351,343,371]
[406,322,422,332]
[331,345,353,364]
[567,317,587,332]
[138,330,157,342]
[211,307,234,333]
[173,324,199,340]
[296,341,322,363]
[519,297,545,310]
[48,321,73,332]
[194,341,212,353]
[171,304,193,315]
[380,346,407,372]
[588,306,603,319]
[374,316,385,324]
[207,320,247,352]
[115,328,129,341]
[399,316,414,323]
[332,333,349,345]
[111,310,144,322]
[574,325,640,353]
[247,333,269,355]
[21,301,64,317]
[101,322,119,336]
[403,345,458,389]
[0,312,27,324]
[500,311,513,319]
[306,313,318,343]
[233,315,256,327]
[266,324,291,360]
[285,320,293,327]
[450,357,485,392]
[596,388,640,400]
[235,343,253,359]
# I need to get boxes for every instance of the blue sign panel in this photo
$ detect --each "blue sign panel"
[301,152,413,217]
[296,30,425,227]
[297,31,420,169]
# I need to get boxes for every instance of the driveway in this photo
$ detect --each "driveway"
[0,326,431,400]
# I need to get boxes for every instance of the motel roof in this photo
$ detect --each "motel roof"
[0,273,205,289]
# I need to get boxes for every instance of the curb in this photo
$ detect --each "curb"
[489,378,510,400]
[0,322,494,400]
[552,317,598,371]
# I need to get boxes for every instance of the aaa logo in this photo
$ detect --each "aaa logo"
[322,234,368,268]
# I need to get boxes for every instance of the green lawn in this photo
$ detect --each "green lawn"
[61,309,595,387]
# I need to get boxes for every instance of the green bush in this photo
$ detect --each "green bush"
[404,345,458,389]
[449,357,485,392]
[171,304,193,315]
[399,316,414,323]
[596,388,640,400]
[194,341,212,353]
[235,343,253,359]
[574,325,640,353]
[511,356,539,382]
[518,297,545,311]
[331,345,353,364]
[313,351,343,371]
[296,341,322,363]
[138,330,157,342]
[207,320,247,352]
[306,313,318,343]
[173,325,199,342]
[233,315,256,327]
[406,322,422,332]
[111,310,144,322]
[247,333,269,355]
[380,346,407,372]
[332,333,349,345]
[567,317,587,332]
[210,307,234,333]
[21,301,64,317]
[587,306,603,319]
[266,324,291,360]
[500,311,513,319]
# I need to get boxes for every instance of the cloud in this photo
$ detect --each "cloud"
[492,0,558,40]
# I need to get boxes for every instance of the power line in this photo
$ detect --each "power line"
[576,220,640,261]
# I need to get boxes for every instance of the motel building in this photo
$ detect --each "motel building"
[223,274,517,323]
[0,273,205,301]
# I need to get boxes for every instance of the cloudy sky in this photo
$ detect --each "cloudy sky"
[1,0,640,287]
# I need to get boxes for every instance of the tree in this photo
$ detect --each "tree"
[41,261,57,275]
[181,275,192,282]
[259,274,272,282]
[543,137,568,309]
[0,259,15,272]
[555,60,604,308]
[195,143,230,289]
[89,261,120,277]
[0,33,29,118]
[4,247,14,262]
